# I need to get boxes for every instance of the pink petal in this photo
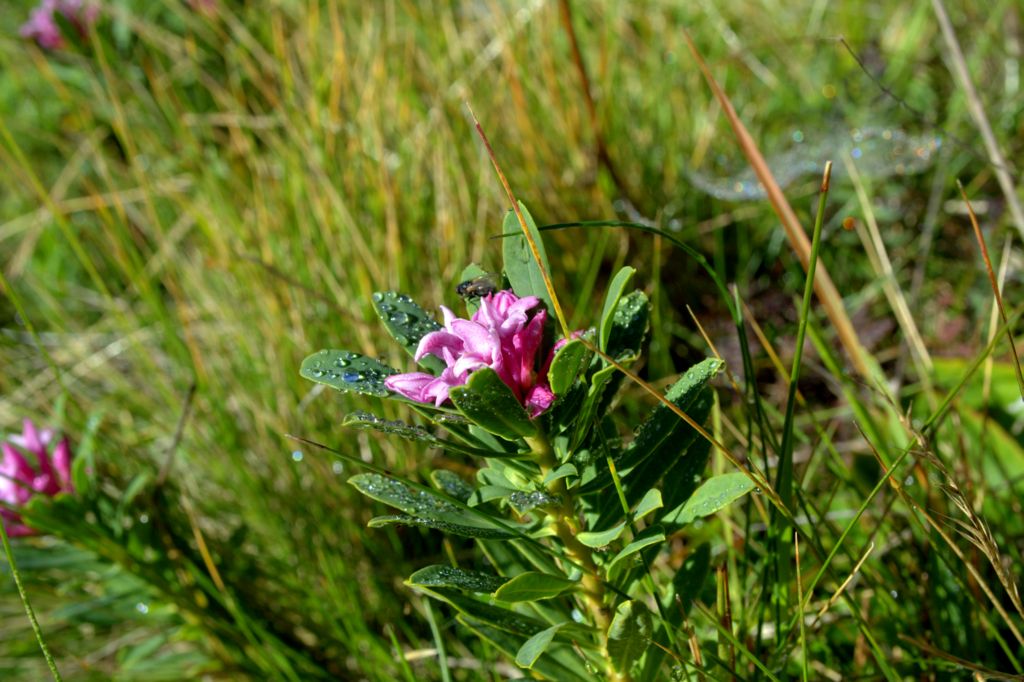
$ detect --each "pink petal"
[415,329,463,363]
[524,383,555,417]
[384,372,438,402]
[52,438,73,491]
[449,319,500,362]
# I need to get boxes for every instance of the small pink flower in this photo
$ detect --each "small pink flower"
[384,290,558,417]
[1,420,74,537]
[19,0,100,51]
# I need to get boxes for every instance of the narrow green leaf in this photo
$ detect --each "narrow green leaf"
[371,291,444,373]
[431,470,475,503]
[494,571,577,602]
[633,489,663,520]
[623,359,723,472]
[515,623,566,669]
[367,515,516,539]
[667,543,711,621]
[606,290,649,361]
[548,339,591,395]
[407,565,508,593]
[460,618,591,682]
[344,411,501,459]
[350,473,516,538]
[661,472,756,528]
[608,526,665,571]
[414,586,548,637]
[607,600,653,673]
[600,266,636,352]
[449,368,537,440]
[577,521,626,548]
[543,463,578,486]
[300,350,397,397]
[501,202,553,314]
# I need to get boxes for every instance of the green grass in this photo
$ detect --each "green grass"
[1,0,1023,679]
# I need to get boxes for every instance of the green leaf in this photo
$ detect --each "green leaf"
[367,515,516,539]
[494,571,577,602]
[661,472,756,528]
[343,411,501,459]
[371,291,444,373]
[606,290,649,361]
[501,202,553,314]
[607,600,653,673]
[300,350,397,397]
[350,473,516,538]
[414,586,548,637]
[449,367,537,440]
[515,623,566,669]
[548,339,591,395]
[667,543,711,621]
[608,526,665,571]
[633,489,663,520]
[460,618,591,682]
[577,521,627,548]
[543,463,578,486]
[431,470,475,503]
[407,565,508,593]
[600,266,636,352]
[642,544,711,681]
[571,363,618,456]
[623,359,722,472]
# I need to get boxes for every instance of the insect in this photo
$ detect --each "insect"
[456,273,501,299]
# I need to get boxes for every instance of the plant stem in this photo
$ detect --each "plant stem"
[525,434,629,681]
[0,522,63,681]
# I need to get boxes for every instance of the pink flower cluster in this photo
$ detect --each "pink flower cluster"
[1,420,74,537]
[385,291,556,417]
[20,0,99,51]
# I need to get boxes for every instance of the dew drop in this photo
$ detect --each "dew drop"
[291,450,304,462]
[136,602,149,614]
[343,371,362,382]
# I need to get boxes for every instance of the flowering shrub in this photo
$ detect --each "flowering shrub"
[300,202,755,681]
[384,290,556,415]
[1,420,74,537]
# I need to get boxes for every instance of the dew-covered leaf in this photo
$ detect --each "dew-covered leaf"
[515,623,566,669]
[507,491,558,514]
[344,411,507,459]
[577,521,627,548]
[501,202,553,314]
[407,565,508,593]
[431,470,475,503]
[367,515,516,539]
[607,600,653,674]
[606,290,649,361]
[548,339,591,395]
[600,266,636,352]
[350,473,516,538]
[661,472,755,528]
[494,571,577,602]
[449,368,537,440]
[622,359,722,473]
[371,291,444,373]
[300,350,397,397]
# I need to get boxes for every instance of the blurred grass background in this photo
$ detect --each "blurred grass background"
[1,0,1022,679]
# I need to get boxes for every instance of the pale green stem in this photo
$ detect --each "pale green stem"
[525,434,629,682]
